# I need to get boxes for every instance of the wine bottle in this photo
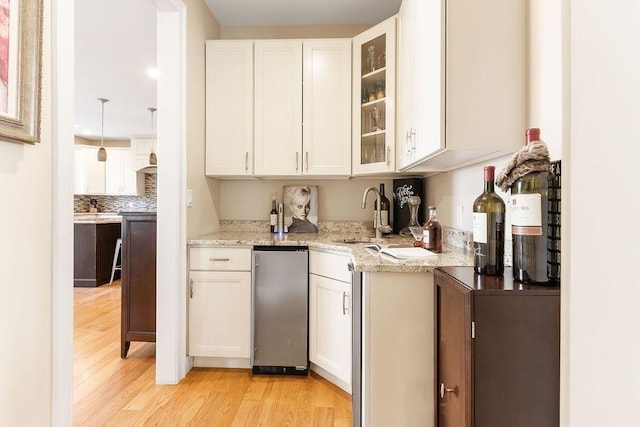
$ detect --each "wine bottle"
[422,206,442,253]
[511,128,549,284]
[269,195,277,233]
[373,183,391,231]
[379,183,390,229]
[473,165,505,275]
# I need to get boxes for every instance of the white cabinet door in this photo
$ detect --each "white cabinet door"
[254,40,303,176]
[352,17,396,176]
[188,270,252,358]
[105,148,138,195]
[397,0,444,170]
[74,146,106,194]
[302,39,352,177]
[309,273,352,391]
[205,40,254,177]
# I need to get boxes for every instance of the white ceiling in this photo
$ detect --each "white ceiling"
[74,0,401,140]
[205,0,401,26]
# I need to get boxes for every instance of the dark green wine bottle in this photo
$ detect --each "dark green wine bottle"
[511,128,549,284]
[473,165,505,275]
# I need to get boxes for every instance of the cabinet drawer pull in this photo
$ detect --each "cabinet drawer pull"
[209,257,230,262]
[189,278,194,298]
[305,151,309,171]
[440,383,456,399]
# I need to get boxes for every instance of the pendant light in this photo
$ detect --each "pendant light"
[148,107,157,166]
[97,98,109,162]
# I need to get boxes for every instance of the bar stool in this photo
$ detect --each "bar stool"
[109,238,122,285]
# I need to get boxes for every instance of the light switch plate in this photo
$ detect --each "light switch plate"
[186,189,193,207]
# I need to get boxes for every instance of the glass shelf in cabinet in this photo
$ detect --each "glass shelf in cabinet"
[362,67,386,80]
[362,129,386,138]
[362,98,385,108]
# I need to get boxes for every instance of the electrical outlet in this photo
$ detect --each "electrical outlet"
[456,205,464,228]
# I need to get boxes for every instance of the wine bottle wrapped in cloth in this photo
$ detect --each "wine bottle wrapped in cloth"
[497,128,553,284]
[495,129,551,191]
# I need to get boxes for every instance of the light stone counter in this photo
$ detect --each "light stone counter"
[188,231,474,273]
[73,213,122,224]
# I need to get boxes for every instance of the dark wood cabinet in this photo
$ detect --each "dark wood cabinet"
[121,212,157,358]
[434,267,560,427]
[74,222,121,287]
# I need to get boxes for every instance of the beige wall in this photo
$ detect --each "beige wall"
[567,1,639,425]
[220,24,371,40]
[186,0,222,238]
[0,2,53,425]
[220,178,394,222]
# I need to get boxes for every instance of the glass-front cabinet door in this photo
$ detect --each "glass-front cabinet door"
[352,17,396,175]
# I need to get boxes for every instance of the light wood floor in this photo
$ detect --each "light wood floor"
[74,281,353,426]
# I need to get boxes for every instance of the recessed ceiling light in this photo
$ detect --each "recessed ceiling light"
[146,67,159,79]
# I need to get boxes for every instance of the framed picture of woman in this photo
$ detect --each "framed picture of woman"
[284,185,318,233]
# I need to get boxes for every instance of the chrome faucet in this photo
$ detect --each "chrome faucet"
[361,186,393,239]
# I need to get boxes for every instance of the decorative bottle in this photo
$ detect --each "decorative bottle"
[269,194,277,233]
[473,165,505,275]
[422,206,442,253]
[373,183,391,232]
[511,128,550,284]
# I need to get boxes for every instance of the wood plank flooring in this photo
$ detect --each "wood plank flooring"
[74,281,353,426]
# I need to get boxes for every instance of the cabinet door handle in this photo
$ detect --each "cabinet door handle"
[305,151,309,171]
[342,291,349,315]
[440,383,456,399]
[411,128,417,152]
[245,152,249,171]
[209,257,230,262]
[296,152,299,172]
[189,278,194,298]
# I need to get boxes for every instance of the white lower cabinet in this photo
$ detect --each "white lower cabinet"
[188,247,252,366]
[309,249,352,393]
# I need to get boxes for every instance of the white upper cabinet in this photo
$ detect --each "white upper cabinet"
[74,146,106,194]
[352,17,396,176]
[254,39,351,177]
[130,137,156,171]
[205,41,254,177]
[105,148,139,195]
[254,40,303,176]
[396,0,526,172]
[74,145,140,195]
[302,39,352,177]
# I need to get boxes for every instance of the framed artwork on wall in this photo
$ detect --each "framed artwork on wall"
[283,185,318,233]
[0,0,43,144]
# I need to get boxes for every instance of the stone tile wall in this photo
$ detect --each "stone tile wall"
[74,173,157,213]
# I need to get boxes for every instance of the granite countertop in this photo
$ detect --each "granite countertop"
[188,231,474,273]
[73,213,122,224]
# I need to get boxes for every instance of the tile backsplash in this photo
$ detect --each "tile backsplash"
[74,174,157,213]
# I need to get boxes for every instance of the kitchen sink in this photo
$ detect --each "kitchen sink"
[332,237,385,244]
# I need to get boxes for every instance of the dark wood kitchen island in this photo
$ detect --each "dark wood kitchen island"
[120,211,157,358]
[73,214,122,287]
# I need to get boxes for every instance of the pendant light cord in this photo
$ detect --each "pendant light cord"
[99,98,109,147]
